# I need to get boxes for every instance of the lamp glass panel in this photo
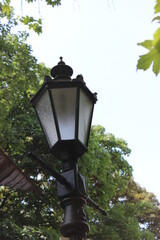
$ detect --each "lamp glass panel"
[78,89,93,145]
[51,88,77,140]
[35,90,58,147]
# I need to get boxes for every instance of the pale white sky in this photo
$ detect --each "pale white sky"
[12,0,160,200]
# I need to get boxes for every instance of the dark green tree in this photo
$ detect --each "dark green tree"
[123,179,160,239]
[0,4,61,238]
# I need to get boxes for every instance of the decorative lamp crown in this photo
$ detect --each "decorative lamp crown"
[51,57,73,79]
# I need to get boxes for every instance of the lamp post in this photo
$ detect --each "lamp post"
[30,57,97,240]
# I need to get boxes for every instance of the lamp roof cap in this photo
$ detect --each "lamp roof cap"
[51,57,73,79]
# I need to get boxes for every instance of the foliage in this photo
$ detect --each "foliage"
[80,125,132,210]
[0,219,60,239]
[124,180,160,239]
[86,176,160,240]
[0,6,61,238]
[137,0,160,75]
[1,0,61,34]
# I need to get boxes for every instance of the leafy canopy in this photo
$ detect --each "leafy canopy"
[1,0,61,34]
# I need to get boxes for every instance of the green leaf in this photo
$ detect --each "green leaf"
[21,16,35,25]
[155,0,160,13]
[6,0,11,4]
[2,4,11,16]
[153,28,160,52]
[137,29,160,74]
[46,0,61,7]
[21,16,30,25]
[152,16,160,22]
[137,2,160,76]
[137,50,154,71]
[152,50,160,75]
[137,40,153,50]
[38,18,42,24]
[20,16,42,34]
[137,48,160,75]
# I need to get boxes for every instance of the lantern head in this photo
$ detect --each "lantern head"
[31,58,97,162]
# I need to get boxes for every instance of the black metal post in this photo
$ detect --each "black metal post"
[69,234,85,240]
[57,161,89,239]
[29,152,107,239]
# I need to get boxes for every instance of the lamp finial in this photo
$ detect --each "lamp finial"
[51,58,73,78]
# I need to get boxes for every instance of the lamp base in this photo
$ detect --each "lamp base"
[60,197,89,239]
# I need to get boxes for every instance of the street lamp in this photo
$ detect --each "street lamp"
[31,57,97,239]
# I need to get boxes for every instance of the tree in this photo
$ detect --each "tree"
[80,126,138,240]
[86,177,160,240]
[123,179,160,239]
[0,5,62,238]
[137,0,160,76]
[80,125,132,211]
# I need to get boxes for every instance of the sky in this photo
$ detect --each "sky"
[12,0,160,200]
